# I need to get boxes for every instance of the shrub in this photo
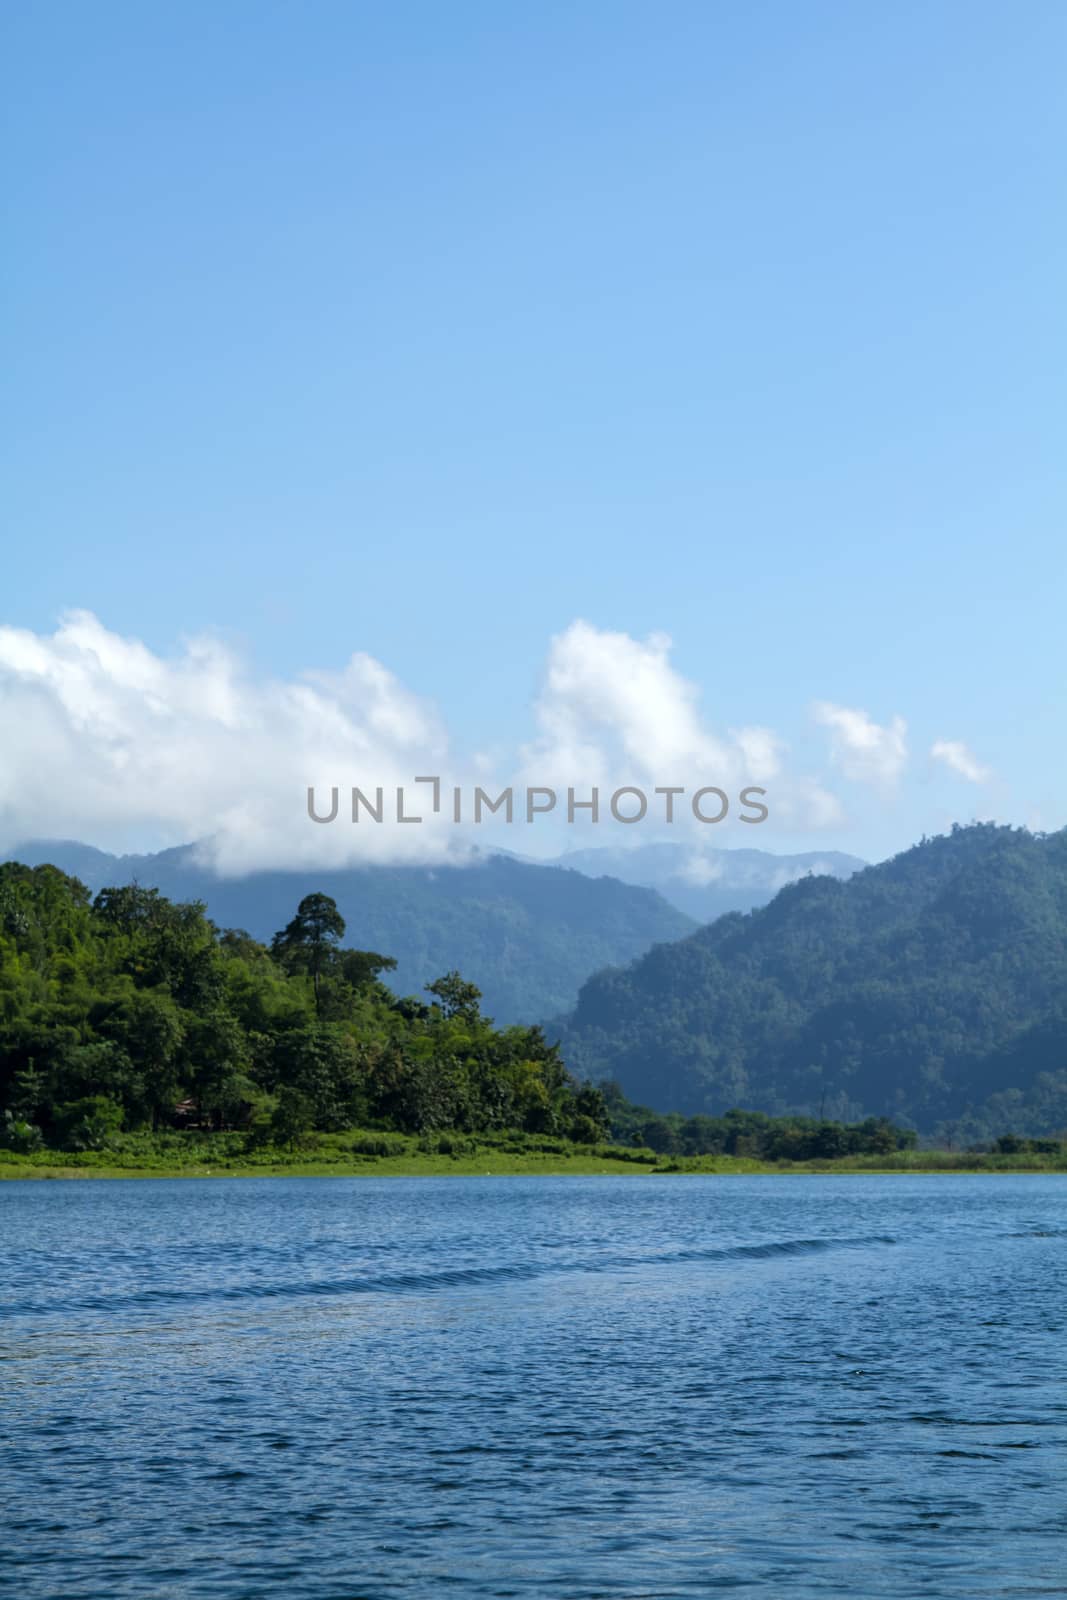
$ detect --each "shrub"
[52,1096,124,1152]
[568,1114,601,1145]
[347,1133,404,1157]
[1,1111,43,1153]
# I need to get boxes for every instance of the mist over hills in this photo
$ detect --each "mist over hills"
[552,824,1067,1141]
[8,840,696,1025]
[546,843,865,921]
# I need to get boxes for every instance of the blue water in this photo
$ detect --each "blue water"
[2,1175,1065,1598]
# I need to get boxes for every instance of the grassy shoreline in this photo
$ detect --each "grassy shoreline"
[3,1132,1066,1181]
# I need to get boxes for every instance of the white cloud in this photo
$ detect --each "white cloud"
[812,701,908,786]
[521,621,739,788]
[520,622,790,790]
[930,738,991,785]
[0,611,855,869]
[0,611,457,873]
[729,725,784,783]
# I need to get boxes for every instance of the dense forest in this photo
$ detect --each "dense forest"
[0,864,610,1152]
[555,824,1067,1143]
[10,841,696,1025]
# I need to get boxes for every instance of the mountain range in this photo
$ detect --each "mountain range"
[8,826,1066,1139]
[546,842,865,922]
[7,839,862,1024]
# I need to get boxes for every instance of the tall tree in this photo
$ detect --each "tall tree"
[270,893,346,1014]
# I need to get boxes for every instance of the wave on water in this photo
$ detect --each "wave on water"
[3,1234,898,1320]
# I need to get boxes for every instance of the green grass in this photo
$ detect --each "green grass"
[1,1129,1065,1180]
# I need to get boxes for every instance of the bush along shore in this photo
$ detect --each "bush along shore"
[2,1130,1066,1181]
[2,865,1064,1180]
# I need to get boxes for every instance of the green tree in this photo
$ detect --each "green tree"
[272,1023,365,1130]
[339,950,397,991]
[184,1009,253,1129]
[426,971,483,1024]
[271,894,346,1014]
[270,1085,314,1149]
[95,989,184,1127]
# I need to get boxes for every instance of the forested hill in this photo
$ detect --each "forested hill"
[0,867,610,1148]
[8,844,695,1026]
[553,824,1067,1142]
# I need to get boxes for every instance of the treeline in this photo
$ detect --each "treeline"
[0,865,608,1153]
[992,1133,1065,1155]
[602,1086,919,1160]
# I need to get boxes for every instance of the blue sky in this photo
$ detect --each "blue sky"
[2,1,1065,866]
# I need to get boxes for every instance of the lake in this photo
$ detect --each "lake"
[2,1174,1065,1598]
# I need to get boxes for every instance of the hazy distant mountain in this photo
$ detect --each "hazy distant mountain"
[8,841,695,1025]
[547,842,866,922]
[553,824,1067,1141]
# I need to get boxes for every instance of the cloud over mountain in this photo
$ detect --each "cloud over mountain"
[0,611,952,871]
